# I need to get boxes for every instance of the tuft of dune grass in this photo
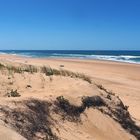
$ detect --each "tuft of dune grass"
[0,63,92,83]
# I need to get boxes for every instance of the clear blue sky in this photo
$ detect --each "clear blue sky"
[0,0,140,50]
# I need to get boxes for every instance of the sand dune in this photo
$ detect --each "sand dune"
[0,54,139,140]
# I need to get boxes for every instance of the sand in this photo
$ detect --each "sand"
[0,54,139,140]
[0,125,26,140]
[1,55,139,120]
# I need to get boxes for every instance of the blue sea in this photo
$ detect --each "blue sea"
[0,50,140,64]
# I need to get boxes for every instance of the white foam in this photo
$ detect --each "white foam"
[0,51,140,64]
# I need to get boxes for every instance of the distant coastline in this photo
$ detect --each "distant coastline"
[0,50,140,64]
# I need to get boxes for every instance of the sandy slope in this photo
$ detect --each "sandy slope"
[0,73,135,140]
[0,54,139,140]
[54,108,135,140]
[13,57,140,122]
[1,55,139,121]
[0,125,26,140]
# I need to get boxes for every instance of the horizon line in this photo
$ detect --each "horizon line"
[0,49,140,51]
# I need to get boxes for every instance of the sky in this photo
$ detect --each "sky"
[0,0,140,50]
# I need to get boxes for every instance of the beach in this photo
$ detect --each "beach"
[0,54,140,140]
[1,0,140,139]
[1,54,140,120]
[40,58,140,122]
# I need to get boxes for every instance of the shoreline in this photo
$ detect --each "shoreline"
[0,53,140,66]
[0,52,140,65]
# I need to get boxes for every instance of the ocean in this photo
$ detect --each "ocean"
[0,50,140,64]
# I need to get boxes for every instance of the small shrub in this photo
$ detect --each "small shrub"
[7,90,21,97]
[82,96,105,108]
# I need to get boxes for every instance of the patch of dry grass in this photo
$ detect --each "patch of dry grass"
[0,63,92,83]
[96,84,115,95]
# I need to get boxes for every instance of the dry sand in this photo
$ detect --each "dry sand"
[1,55,139,120]
[0,54,139,140]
